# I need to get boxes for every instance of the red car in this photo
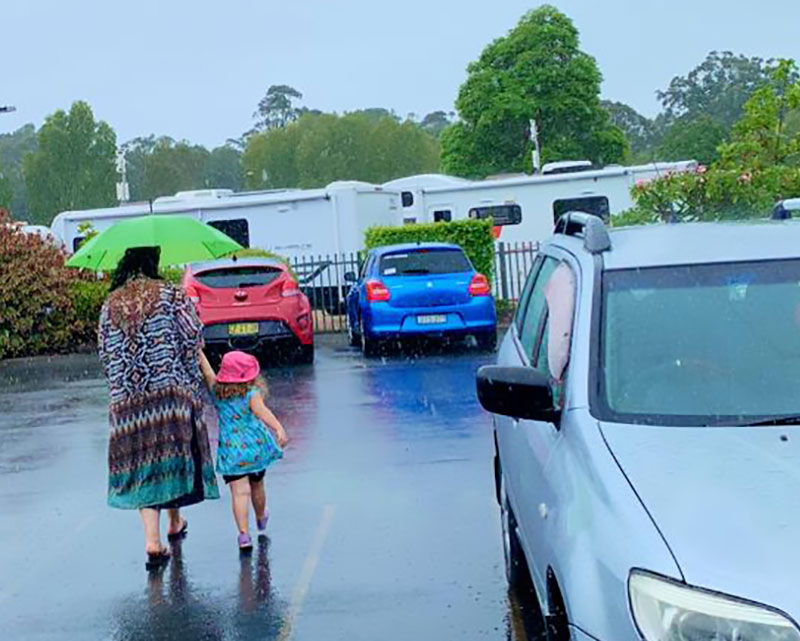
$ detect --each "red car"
[182,257,314,364]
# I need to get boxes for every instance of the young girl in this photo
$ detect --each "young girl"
[200,350,288,551]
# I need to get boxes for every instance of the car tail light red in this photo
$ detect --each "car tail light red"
[366,279,391,302]
[185,283,201,304]
[281,278,301,298]
[468,273,491,297]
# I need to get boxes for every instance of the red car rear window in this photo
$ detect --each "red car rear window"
[194,266,282,289]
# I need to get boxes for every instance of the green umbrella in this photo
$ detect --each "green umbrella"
[66,215,244,271]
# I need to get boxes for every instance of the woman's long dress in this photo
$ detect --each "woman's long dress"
[97,278,220,509]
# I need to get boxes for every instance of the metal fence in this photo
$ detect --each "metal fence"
[290,242,539,334]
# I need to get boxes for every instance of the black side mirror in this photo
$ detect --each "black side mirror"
[343,271,357,283]
[476,365,559,423]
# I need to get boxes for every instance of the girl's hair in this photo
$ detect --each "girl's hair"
[110,246,162,291]
[215,375,269,401]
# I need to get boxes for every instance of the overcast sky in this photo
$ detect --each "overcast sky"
[3,0,799,148]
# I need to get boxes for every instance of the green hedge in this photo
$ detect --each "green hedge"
[364,219,495,282]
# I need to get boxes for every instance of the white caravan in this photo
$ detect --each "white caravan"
[50,182,400,311]
[384,160,697,244]
[51,181,400,258]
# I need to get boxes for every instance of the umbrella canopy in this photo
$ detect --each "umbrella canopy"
[66,215,244,271]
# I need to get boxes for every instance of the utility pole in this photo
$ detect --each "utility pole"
[529,119,542,175]
[115,149,130,203]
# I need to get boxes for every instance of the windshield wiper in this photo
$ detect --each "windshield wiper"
[401,268,430,274]
[730,415,800,427]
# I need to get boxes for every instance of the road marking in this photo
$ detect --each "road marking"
[278,504,336,641]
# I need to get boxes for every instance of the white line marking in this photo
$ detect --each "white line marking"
[278,504,336,641]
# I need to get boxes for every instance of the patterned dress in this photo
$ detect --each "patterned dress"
[214,389,283,476]
[97,278,220,509]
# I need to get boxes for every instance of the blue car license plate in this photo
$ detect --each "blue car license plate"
[417,314,447,325]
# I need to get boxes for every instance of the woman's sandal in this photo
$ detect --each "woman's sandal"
[145,546,171,571]
[238,532,253,553]
[167,518,189,542]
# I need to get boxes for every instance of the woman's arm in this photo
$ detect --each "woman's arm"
[250,393,288,447]
[198,350,216,389]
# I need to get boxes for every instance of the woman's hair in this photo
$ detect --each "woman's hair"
[110,246,162,291]
[215,375,269,401]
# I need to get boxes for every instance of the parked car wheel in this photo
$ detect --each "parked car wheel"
[360,318,379,357]
[298,343,314,365]
[475,330,497,352]
[500,477,527,588]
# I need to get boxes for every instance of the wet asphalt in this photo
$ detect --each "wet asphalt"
[0,336,543,641]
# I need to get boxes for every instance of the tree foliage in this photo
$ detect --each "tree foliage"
[0,124,37,219]
[243,112,439,189]
[624,60,800,224]
[601,100,660,159]
[253,85,304,132]
[420,111,453,138]
[440,5,626,177]
[22,101,116,224]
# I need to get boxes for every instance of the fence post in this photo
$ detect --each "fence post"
[498,242,509,301]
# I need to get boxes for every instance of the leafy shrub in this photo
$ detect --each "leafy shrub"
[0,215,98,359]
[69,279,109,342]
[364,219,495,282]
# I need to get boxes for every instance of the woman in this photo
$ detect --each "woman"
[97,246,219,570]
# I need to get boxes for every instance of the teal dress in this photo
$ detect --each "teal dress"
[213,389,283,476]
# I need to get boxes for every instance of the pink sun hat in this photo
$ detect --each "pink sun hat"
[216,351,260,384]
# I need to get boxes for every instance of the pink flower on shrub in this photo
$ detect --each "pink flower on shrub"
[696,164,707,174]
[739,172,752,183]
[635,179,645,188]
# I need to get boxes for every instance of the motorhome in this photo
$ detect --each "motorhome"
[50,181,400,258]
[384,160,698,244]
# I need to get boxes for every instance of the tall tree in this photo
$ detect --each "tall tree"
[420,111,453,138]
[253,85,304,132]
[719,59,800,169]
[0,167,11,212]
[440,5,626,177]
[138,138,210,200]
[658,51,774,130]
[204,146,244,191]
[243,112,439,190]
[601,101,659,160]
[23,101,116,224]
[0,124,38,219]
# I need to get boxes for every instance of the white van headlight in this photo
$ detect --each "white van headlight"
[629,571,800,641]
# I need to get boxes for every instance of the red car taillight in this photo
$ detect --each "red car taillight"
[366,279,391,302]
[185,283,201,304]
[281,278,301,298]
[468,273,491,297]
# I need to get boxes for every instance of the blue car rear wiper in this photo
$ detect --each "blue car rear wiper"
[401,269,430,274]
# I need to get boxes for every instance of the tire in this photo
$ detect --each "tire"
[297,343,314,365]
[500,477,527,588]
[360,318,379,357]
[476,330,498,352]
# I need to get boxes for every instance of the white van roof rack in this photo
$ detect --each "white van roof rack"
[554,212,611,253]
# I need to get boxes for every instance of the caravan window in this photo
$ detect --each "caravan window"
[468,204,522,226]
[72,236,85,252]
[433,210,452,222]
[553,196,609,224]
[208,219,250,248]
[401,192,414,208]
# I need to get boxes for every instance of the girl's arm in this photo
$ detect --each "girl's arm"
[250,393,288,448]
[198,350,216,389]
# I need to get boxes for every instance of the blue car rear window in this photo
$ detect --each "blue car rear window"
[379,249,471,276]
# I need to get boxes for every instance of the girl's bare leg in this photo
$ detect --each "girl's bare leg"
[250,478,267,520]
[140,508,163,554]
[230,478,251,534]
[166,508,184,535]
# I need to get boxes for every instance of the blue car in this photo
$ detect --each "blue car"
[345,242,496,355]
[477,213,800,641]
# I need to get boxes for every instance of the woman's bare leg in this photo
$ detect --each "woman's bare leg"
[230,478,251,534]
[140,508,163,554]
[250,478,267,520]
